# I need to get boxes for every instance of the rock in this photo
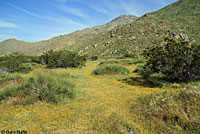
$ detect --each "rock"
[179,33,189,41]
[93,44,98,48]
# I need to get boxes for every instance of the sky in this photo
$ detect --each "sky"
[0,0,178,42]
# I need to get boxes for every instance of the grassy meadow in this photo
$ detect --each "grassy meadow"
[0,58,199,134]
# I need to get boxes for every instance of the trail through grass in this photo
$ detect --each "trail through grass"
[0,60,176,133]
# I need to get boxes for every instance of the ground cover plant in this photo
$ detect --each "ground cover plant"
[92,64,130,75]
[98,60,119,66]
[0,71,79,105]
[131,83,200,134]
[120,58,146,65]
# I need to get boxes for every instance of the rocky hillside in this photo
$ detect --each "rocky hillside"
[0,15,138,56]
[0,0,199,57]
[76,0,200,57]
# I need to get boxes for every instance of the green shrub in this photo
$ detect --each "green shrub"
[0,53,29,73]
[128,58,145,64]
[92,65,130,75]
[131,84,200,133]
[121,58,145,65]
[0,53,38,73]
[0,73,22,84]
[0,68,8,77]
[40,50,86,69]
[91,56,98,61]
[134,65,152,79]
[16,63,33,73]
[0,71,78,104]
[123,54,137,58]
[98,60,119,66]
[143,37,200,82]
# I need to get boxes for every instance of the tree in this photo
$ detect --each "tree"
[40,50,86,68]
[0,53,29,73]
[143,37,200,82]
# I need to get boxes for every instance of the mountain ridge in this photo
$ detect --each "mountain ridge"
[0,15,138,55]
[0,0,199,57]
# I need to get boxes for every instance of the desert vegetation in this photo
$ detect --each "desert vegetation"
[0,0,200,133]
[92,64,130,75]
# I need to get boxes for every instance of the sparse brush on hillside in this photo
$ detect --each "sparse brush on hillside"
[131,83,200,133]
[0,71,79,105]
[92,64,130,75]
[40,50,86,69]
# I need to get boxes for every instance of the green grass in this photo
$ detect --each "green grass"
[98,60,119,66]
[92,64,130,75]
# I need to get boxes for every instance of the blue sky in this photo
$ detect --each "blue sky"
[0,0,178,42]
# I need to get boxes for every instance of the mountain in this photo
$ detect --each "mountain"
[0,15,138,56]
[75,0,200,57]
[0,0,199,57]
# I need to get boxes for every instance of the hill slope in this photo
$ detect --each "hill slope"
[0,15,138,56]
[0,0,199,57]
[76,0,200,57]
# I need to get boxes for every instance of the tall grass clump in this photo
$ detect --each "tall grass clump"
[0,71,78,105]
[131,83,200,133]
[92,64,130,75]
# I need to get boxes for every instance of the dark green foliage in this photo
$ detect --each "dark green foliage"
[0,53,39,73]
[91,56,98,61]
[131,84,200,133]
[143,37,200,82]
[0,72,78,104]
[98,60,119,66]
[123,54,137,58]
[123,65,163,88]
[16,63,33,73]
[40,50,86,68]
[0,53,30,73]
[92,65,130,75]
[134,65,153,79]
[121,58,145,65]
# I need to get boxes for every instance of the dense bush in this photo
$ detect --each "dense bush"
[143,37,200,82]
[0,71,78,104]
[0,53,39,74]
[0,53,30,73]
[134,64,153,79]
[16,63,33,73]
[131,84,200,133]
[123,54,137,58]
[92,65,130,75]
[40,50,86,68]
[91,56,98,61]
